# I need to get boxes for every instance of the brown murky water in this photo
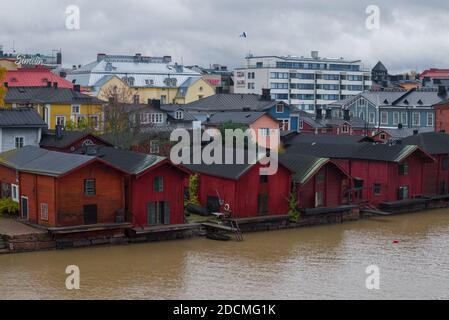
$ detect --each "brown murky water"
[1,209,449,300]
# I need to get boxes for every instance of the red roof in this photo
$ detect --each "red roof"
[419,68,449,80]
[5,67,73,88]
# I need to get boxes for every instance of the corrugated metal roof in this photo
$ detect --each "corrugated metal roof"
[0,108,46,127]
[0,146,95,177]
[6,68,73,88]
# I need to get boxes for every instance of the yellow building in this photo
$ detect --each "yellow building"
[66,54,214,105]
[0,58,18,71]
[3,86,104,130]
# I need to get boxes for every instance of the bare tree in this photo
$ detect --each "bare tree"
[102,85,137,148]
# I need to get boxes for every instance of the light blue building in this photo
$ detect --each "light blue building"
[329,88,447,130]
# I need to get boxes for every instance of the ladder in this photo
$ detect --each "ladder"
[229,220,243,241]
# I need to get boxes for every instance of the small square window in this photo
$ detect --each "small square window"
[15,137,24,149]
[40,203,49,221]
[373,183,381,196]
[399,163,409,176]
[84,179,96,196]
[154,176,164,192]
[72,105,80,114]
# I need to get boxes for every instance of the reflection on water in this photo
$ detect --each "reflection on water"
[2,209,449,299]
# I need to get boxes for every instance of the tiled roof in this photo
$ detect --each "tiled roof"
[0,146,95,177]
[0,108,46,127]
[5,68,73,88]
[5,87,104,104]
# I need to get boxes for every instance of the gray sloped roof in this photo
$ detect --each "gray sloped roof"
[5,87,104,104]
[279,153,330,184]
[207,111,270,125]
[74,145,165,175]
[379,127,434,140]
[392,89,445,107]
[40,130,111,148]
[372,61,388,72]
[286,141,423,162]
[288,133,368,145]
[177,93,280,111]
[401,132,449,154]
[0,108,47,127]
[0,146,95,177]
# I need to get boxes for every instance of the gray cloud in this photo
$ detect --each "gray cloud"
[1,0,449,73]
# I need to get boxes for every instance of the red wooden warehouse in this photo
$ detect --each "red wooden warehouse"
[184,155,292,218]
[75,146,189,227]
[279,154,352,209]
[0,146,127,228]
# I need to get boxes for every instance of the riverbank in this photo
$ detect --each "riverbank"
[0,200,447,254]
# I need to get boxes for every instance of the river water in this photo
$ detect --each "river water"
[1,209,449,300]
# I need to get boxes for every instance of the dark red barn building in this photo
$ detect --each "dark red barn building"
[0,146,127,228]
[185,156,292,218]
[75,146,189,227]
[280,154,352,209]
[40,129,112,153]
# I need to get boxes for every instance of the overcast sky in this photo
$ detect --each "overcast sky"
[1,0,448,73]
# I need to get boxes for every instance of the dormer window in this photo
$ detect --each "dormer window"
[417,99,423,105]
[175,110,183,120]
[276,103,284,113]
[342,124,350,133]
[383,99,389,104]
[404,99,409,105]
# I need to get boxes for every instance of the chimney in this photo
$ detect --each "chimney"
[53,82,58,89]
[261,88,271,101]
[325,108,332,119]
[438,85,447,97]
[97,53,106,62]
[150,99,161,108]
[343,109,350,121]
[316,108,323,120]
[74,84,81,92]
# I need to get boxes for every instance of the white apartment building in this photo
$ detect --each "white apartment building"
[234,51,372,113]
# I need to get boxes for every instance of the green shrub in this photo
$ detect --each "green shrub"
[186,174,200,206]
[287,185,300,222]
[0,198,19,216]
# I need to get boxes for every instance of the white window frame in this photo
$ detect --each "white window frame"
[175,110,183,120]
[150,113,164,124]
[380,111,388,125]
[40,203,49,221]
[55,115,66,127]
[258,128,270,136]
[412,112,420,126]
[276,104,284,114]
[11,184,19,202]
[427,112,434,127]
[279,119,290,130]
[401,112,407,125]
[71,105,81,114]
[369,112,375,124]
[150,140,160,154]
[392,112,399,126]
[14,136,25,149]
[341,124,350,133]
[76,115,87,126]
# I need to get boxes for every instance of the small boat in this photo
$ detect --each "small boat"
[206,232,231,241]
[186,204,210,216]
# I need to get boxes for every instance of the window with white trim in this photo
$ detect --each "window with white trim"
[15,137,24,149]
[401,112,407,125]
[276,104,284,113]
[11,184,19,202]
[150,140,160,154]
[175,110,183,120]
[89,115,100,128]
[412,112,420,126]
[40,203,49,221]
[150,113,164,124]
[427,112,434,126]
[342,124,350,133]
[393,112,399,126]
[369,112,375,124]
[71,105,80,114]
[56,115,66,127]
[380,112,388,125]
[259,128,270,136]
